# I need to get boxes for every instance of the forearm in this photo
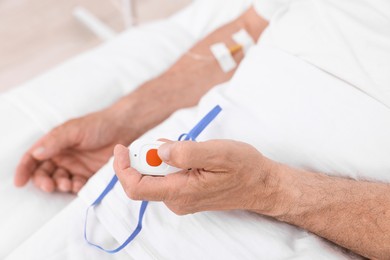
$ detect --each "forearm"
[257,163,390,259]
[110,7,268,137]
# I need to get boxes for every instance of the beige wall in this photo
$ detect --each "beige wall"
[0,0,191,93]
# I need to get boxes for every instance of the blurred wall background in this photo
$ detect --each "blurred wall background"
[0,0,191,93]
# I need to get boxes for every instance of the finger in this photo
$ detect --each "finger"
[30,122,79,161]
[71,175,88,194]
[114,144,132,171]
[14,153,39,187]
[114,144,141,183]
[134,173,186,201]
[114,144,181,201]
[52,168,71,192]
[114,144,142,193]
[158,140,230,169]
[32,161,56,193]
[52,154,91,177]
[157,138,173,143]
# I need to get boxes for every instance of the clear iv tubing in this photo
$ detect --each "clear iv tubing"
[185,43,242,61]
[185,51,214,61]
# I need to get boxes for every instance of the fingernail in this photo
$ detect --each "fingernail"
[32,147,45,158]
[158,143,172,161]
[40,183,51,193]
[58,182,69,192]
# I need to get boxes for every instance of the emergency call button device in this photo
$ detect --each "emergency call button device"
[129,140,181,176]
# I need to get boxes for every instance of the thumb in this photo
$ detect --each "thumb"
[157,140,228,170]
[31,124,78,160]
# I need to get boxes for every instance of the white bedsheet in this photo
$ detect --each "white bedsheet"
[9,45,389,259]
[0,20,192,258]
[2,0,389,259]
[0,0,253,258]
[79,45,390,259]
[259,0,390,108]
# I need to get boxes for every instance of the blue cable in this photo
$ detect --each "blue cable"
[84,105,222,253]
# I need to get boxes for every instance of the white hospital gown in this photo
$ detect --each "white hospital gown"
[254,0,390,108]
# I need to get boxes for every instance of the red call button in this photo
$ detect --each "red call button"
[146,149,163,167]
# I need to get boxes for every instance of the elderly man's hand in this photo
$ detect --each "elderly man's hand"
[114,140,284,215]
[14,106,139,194]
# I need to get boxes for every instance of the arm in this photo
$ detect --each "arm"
[265,165,390,259]
[114,140,390,259]
[14,7,268,193]
[111,6,268,136]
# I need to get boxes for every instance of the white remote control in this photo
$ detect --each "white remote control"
[129,140,182,176]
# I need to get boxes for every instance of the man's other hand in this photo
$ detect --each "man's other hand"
[114,140,282,215]
[15,109,137,194]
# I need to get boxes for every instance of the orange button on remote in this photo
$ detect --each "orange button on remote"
[146,149,163,167]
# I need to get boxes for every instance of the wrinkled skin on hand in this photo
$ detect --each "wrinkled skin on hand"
[15,109,137,193]
[114,140,281,215]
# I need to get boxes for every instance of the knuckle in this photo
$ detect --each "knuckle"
[172,206,189,216]
[49,126,63,139]
[203,140,229,166]
[125,188,141,201]
[166,201,191,216]
[220,141,246,167]
[58,119,75,130]
[50,120,81,144]
[49,124,70,141]
[170,142,189,165]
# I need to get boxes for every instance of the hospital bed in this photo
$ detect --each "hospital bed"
[1,0,389,259]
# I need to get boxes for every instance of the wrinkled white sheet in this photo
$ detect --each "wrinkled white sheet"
[3,0,390,259]
[0,20,192,258]
[78,46,390,260]
[258,0,390,108]
[0,0,252,258]
[8,45,390,259]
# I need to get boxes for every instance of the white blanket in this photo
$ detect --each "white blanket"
[79,45,390,259]
[3,0,390,259]
[8,44,389,259]
[1,0,253,258]
[0,19,192,258]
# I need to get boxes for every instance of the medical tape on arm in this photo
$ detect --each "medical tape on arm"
[232,29,255,54]
[210,43,237,73]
